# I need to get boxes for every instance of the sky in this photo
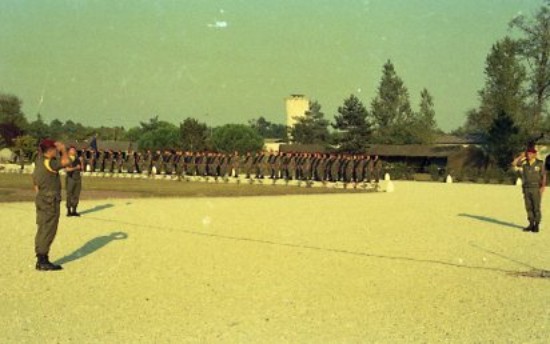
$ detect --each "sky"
[0,0,543,132]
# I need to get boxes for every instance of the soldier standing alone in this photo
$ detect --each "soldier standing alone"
[513,146,546,233]
[65,146,84,217]
[32,139,71,271]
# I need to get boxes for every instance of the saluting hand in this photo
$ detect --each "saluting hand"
[54,142,66,151]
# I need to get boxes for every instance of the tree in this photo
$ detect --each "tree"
[211,124,264,154]
[486,110,523,169]
[26,114,51,140]
[370,60,414,143]
[48,119,64,139]
[462,37,529,145]
[13,135,38,158]
[125,116,180,150]
[510,2,550,128]
[332,94,372,152]
[180,118,209,151]
[469,38,528,134]
[290,100,330,145]
[0,93,28,146]
[415,88,438,143]
[137,122,180,151]
[248,117,288,140]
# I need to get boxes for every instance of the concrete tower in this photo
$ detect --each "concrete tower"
[285,94,310,128]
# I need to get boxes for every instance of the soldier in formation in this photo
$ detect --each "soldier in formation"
[73,148,385,185]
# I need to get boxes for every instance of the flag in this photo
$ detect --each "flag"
[90,135,98,151]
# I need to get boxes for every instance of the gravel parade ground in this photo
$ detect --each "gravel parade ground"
[1,181,549,343]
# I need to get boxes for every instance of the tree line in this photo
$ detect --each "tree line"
[456,1,550,169]
[4,1,550,168]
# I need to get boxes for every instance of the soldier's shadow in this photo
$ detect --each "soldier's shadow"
[458,213,523,230]
[53,232,128,266]
[79,203,115,215]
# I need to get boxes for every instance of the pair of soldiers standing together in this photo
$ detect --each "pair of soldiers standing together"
[32,140,83,271]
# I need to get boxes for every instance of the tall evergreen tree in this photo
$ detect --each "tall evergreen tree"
[26,114,51,140]
[486,110,522,169]
[370,60,414,144]
[464,37,527,137]
[510,2,550,128]
[291,100,330,145]
[332,94,372,152]
[412,88,438,143]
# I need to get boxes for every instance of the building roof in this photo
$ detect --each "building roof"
[279,144,328,153]
[66,139,134,151]
[365,144,463,158]
[433,134,484,145]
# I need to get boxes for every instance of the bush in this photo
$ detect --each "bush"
[211,124,264,154]
[389,162,413,180]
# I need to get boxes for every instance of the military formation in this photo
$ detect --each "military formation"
[71,149,384,184]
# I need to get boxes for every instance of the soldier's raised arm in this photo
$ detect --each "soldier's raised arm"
[54,142,71,168]
[512,152,526,170]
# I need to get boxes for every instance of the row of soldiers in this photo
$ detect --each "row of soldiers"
[72,149,384,183]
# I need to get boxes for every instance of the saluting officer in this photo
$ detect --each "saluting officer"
[513,146,546,233]
[32,139,71,271]
[65,146,84,217]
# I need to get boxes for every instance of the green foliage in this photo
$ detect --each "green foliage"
[414,89,438,144]
[371,60,424,144]
[291,100,330,145]
[135,119,180,151]
[464,37,527,135]
[510,2,550,126]
[211,124,264,154]
[26,114,51,140]
[13,135,37,157]
[248,117,287,140]
[332,94,372,153]
[388,162,413,180]
[486,111,523,170]
[0,93,28,146]
[180,118,209,151]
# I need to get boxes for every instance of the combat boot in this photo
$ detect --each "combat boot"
[72,207,81,217]
[67,207,73,217]
[532,223,540,233]
[36,254,63,271]
[523,222,534,232]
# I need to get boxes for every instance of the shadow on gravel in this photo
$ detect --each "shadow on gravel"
[458,213,524,230]
[80,203,115,215]
[53,232,128,266]
[79,216,541,277]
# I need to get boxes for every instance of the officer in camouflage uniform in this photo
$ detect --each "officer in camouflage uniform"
[65,146,84,217]
[513,147,546,233]
[32,139,71,271]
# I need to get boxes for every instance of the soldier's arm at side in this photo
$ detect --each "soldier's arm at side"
[32,176,38,193]
[541,164,547,194]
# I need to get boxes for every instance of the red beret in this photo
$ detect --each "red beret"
[40,139,56,150]
[527,147,537,154]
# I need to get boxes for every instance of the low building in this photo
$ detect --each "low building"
[65,139,134,152]
[365,144,485,173]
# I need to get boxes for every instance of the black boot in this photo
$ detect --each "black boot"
[67,207,73,217]
[532,223,540,233]
[523,222,534,232]
[36,254,63,271]
[72,206,81,217]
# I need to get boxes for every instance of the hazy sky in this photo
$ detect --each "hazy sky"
[0,0,543,131]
